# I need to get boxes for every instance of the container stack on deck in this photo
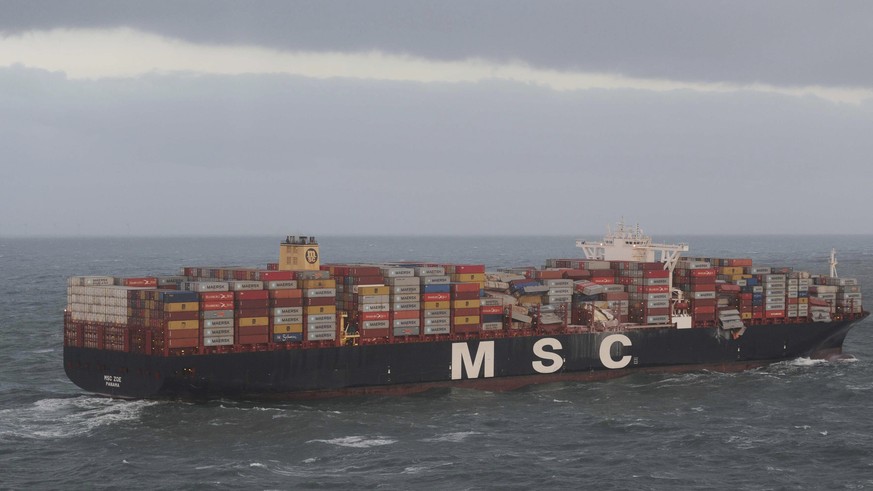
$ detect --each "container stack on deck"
[383,267,421,338]
[299,271,337,343]
[616,262,670,325]
[419,267,452,335]
[64,243,866,357]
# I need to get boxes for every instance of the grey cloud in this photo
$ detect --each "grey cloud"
[2,1,873,88]
[1,66,871,237]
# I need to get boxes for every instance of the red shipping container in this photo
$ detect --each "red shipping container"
[590,270,615,277]
[123,277,158,288]
[305,297,335,307]
[167,337,199,349]
[422,293,450,302]
[270,289,303,299]
[643,285,670,294]
[202,301,234,311]
[451,283,480,293]
[360,328,390,338]
[452,291,479,300]
[452,264,485,274]
[360,311,390,321]
[563,269,590,279]
[166,328,200,340]
[391,310,420,320]
[453,307,479,317]
[238,334,269,344]
[349,267,382,276]
[235,290,269,301]
[270,298,303,308]
[726,258,753,267]
[480,305,504,315]
[163,311,200,321]
[692,305,716,314]
[236,299,270,309]
[257,270,295,281]
[690,283,717,291]
[452,324,480,334]
[689,269,717,278]
[235,308,269,318]
[642,269,670,278]
[534,270,564,280]
[590,277,615,285]
[765,310,786,318]
[237,325,269,336]
[200,291,234,302]
[352,276,384,285]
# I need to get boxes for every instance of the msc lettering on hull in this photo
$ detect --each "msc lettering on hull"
[450,335,634,381]
[451,341,494,380]
[599,334,632,369]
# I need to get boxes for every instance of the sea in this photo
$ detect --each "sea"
[1,235,871,490]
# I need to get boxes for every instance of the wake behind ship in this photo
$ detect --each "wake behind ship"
[63,224,868,399]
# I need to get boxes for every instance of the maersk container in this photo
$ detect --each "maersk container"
[274,315,304,324]
[203,336,234,346]
[203,319,234,329]
[361,320,390,329]
[203,327,234,337]
[306,322,336,332]
[307,331,336,341]
[382,277,416,287]
[423,325,451,335]
[423,309,451,318]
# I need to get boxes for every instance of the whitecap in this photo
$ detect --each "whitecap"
[421,431,480,443]
[789,357,828,367]
[250,463,267,468]
[0,396,157,440]
[307,435,397,448]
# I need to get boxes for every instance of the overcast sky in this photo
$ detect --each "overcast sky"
[1,1,872,236]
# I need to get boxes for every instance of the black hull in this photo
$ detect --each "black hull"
[64,317,866,400]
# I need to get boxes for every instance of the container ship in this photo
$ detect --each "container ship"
[63,223,868,399]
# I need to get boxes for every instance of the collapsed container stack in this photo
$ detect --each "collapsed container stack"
[820,277,863,316]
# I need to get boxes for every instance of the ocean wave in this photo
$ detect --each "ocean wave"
[0,396,157,440]
[421,431,480,443]
[307,435,397,448]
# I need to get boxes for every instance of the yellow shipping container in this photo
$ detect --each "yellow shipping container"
[798,298,808,304]
[720,267,744,276]
[452,299,481,309]
[273,324,304,334]
[452,274,486,282]
[301,279,337,289]
[164,302,199,312]
[424,301,450,310]
[453,315,480,325]
[517,295,543,305]
[741,312,753,320]
[166,320,200,330]
[238,316,269,327]
[303,305,337,314]
[357,285,390,296]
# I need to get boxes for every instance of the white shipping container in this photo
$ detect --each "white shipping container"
[274,315,304,324]
[423,309,451,318]
[481,322,504,331]
[305,288,336,298]
[203,336,234,346]
[415,267,445,276]
[386,276,419,286]
[307,331,336,341]
[362,320,390,329]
